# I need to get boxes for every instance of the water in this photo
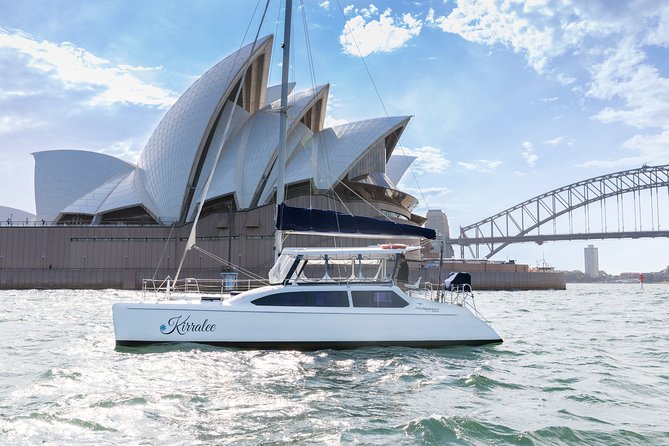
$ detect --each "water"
[1,284,667,445]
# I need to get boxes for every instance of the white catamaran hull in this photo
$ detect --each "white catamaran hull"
[113,287,501,349]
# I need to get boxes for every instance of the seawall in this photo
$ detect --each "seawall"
[0,266,566,291]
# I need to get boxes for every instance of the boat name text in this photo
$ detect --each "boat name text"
[160,315,216,335]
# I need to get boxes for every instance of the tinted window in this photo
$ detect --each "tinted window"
[351,290,408,308]
[252,291,349,307]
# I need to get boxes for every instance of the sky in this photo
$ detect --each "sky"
[1,0,668,274]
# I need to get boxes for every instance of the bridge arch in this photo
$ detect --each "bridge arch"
[451,164,669,259]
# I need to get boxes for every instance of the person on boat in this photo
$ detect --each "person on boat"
[397,254,409,289]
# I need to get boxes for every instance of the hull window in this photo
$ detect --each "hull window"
[351,291,408,308]
[252,291,349,307]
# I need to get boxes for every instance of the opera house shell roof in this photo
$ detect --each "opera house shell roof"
[33,35,417,226]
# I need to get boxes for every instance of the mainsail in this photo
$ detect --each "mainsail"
[276,203,436,240]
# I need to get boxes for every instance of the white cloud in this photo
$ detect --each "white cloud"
[101,139,142,163]
[0,115,43,135]
[319,1,330,10]
[521,141,538,167]
[543,136,564,146]
[644,3,669,46]
[457,160,502,172]
[0,27,177,108]
[426,2,583,72]
[621,130,669,164]
[422,1,669,174]
[324,114,349,128]
[395,145,450,173]
[576,157,643,170]
[556,73,576,86]
[399,184,454,212]
[339,8,422,57]
[588,41,669,130]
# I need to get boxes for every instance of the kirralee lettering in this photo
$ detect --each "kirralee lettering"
[160,315,216,335]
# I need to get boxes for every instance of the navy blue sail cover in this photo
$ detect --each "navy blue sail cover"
[276,203,436,239]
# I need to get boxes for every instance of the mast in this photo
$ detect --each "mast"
[274,0,292,259]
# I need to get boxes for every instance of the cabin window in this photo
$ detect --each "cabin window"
[251,291,349,307]
[351,291,408,308]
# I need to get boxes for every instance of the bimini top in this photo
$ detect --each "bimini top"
[268,244,420,284]
[280,245,420,260]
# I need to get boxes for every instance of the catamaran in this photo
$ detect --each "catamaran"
[112,0,502,349]
[113,245,501,348]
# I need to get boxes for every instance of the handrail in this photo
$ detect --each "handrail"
[141,276,266,301]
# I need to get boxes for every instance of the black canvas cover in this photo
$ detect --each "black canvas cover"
[443,272,472,289]
[276,203,436,239]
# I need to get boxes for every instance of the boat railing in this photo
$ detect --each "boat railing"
[420,282,484,317]
[293,275,393,286]
[141,277,266,300]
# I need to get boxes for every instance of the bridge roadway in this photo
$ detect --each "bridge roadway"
[446,230,669,245]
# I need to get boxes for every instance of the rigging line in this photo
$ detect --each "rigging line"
[152,222,177,280]
[289,1,344,242]
[334,0,388,116]
[298,0,321,210]
[191,245,268,282]
[268,0,283,88]
[299,0,318,91]
[336,179,394,222]
[173,0,273,287]
[242,0,265,48]
[393,140,431,210]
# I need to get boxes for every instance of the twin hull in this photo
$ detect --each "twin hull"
[113,289,502,349]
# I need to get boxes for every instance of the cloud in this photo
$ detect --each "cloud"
[319,1,330,10]
[556,73,576,86]
[576,130,669,168]
[425,2,590,72]
[324,114,349,128]
[621,130,669,164]
[0,27,177,108]
[423,2,669,168]
[399,185,454,212]
[543,136,564,146]
[339,7,422,57]
[457,160,502,172]
[587,40,669,130]
[582,38,669,166]
[395,145,450,173]
[101,138,143,163]
[521,141,538,167]
[0,115,44,135]
[576,157,644,170]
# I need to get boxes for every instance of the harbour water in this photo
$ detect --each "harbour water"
[0,284,667,445]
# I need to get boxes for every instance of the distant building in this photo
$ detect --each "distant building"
[425,209,455,258]
[584,244,599,278]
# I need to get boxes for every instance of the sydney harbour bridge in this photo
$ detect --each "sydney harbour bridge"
[445,164,669,259]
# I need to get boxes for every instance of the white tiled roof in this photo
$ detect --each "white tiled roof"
[313,116,410,190]
[386,154,417,184]
[32,150,135,222]
[137,36,272,222]
[35,36,416,225]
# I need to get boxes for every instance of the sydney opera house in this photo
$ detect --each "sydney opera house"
[0,35,433,289]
